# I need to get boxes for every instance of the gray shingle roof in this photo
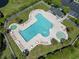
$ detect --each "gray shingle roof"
[69,11,79,18]
[70,2,79,13]
[50,7,64,18]
[62,0,79,16]
[62,0,73,5]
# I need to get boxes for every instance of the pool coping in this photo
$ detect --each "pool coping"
[9,9,68,52]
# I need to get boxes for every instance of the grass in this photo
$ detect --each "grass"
[7,1,50,26]
[68,16,79,25]
[7,2,79,59]
[0,0,39,24]
[1,47,12,59]
[7,34,26,59]
[27,20,79,59]
[45,20,79,59]
[0,34,25,59]
[6,15,79,59]
[63,6,71,14]
[6,1,64,59]
[75,0,79,2]
[51,0,70,14]
[1,1,50,59]
[46,46,79,59]
[0,0,38,18]
[63,20,79,40]
[51,0,61,7]
[1,0,79,59]
[16,2,49,21]
[27,41,62,59]
[52,0,71,14]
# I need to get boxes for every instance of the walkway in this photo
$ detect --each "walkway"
[4,33,16,58]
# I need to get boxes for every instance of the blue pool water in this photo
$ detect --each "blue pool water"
[56,31,66,40]
[19,13,53,41]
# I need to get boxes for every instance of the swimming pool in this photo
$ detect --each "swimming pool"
[56,31,66,40]
[10,24,17,30]
[19,13,53,41]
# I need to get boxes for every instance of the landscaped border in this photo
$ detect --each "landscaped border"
[5,1,51,59]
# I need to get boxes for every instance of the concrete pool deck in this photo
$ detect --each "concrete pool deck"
[9,9,68,52]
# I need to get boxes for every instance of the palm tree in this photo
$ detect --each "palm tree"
[51,38,58,45]
[18,19,23,24]
[6,29,11,33]
[23,49,29,56]
[66,27,70,32]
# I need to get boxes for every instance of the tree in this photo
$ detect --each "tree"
[75,20,79,26]
[23,49,29,56]
[18,19,23,24]
[68,37,72,42]
[0,23,4,27]
[66,27,71,32]
[0,0,8,8]
[0,32,6,55]
[0,33,5,48]
[51,38,58,45]
[0,11,4,18]
[4,56,7,59]
[44,0,52,5]
[60,38,65,47]
[38,56,45,59]
[47,52,53,56]
[6,29,11,33]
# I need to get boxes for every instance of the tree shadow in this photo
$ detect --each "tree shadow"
[0,0,9,8]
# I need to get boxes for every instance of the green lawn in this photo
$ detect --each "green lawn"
[6,2,79,59]
[45,20,79,59]
[43,0,62,7]
[17,2,49,21]
[51,0,71,14]
[46,46,79,59]
[7,34,26,59]
[1,47,12,59]
[75,0,79,2]
[63,6,71,14]
[0,0,38,18]
[0,0,39,24]
[1,1,50,59]
[27,41,62,59]
[4,19,79,59]
[1,0,79,59]
[63,20,79,40]
[52,0,61,7]
[68,16,79,25]
[6,1,64,59]
[52,0,70,14]
[7,1,50,26]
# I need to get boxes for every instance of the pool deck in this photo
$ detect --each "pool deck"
[9,9,68,52]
